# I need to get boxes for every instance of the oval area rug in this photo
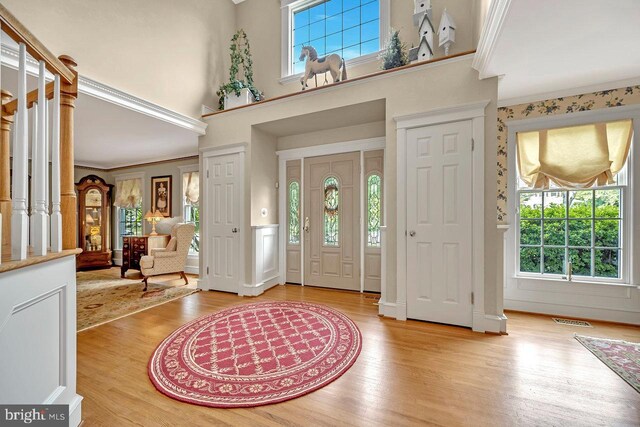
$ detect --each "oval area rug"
[148,301,362,407]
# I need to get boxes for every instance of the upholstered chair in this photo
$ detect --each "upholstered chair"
[139,222,195,291]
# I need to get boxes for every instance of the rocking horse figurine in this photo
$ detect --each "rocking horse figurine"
[299,46,347,90]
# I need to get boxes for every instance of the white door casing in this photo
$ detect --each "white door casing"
[203,151,243,293]
[406,120,474,327]
[304,152,360,290]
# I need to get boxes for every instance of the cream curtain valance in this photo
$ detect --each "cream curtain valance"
[517,119,633,189]
[113,178,142,208]
[183,172,199,205]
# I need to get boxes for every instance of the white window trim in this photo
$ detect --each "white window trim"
[506,105,640,289]
[178,164,200,257]
[279,0,390,83]
[113,171,145,250]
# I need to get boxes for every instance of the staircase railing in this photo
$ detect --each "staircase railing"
[0,4,79,265]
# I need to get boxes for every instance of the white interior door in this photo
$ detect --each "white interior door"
[304,152,360,290]
[206,153,241,293]
[406,120,473,327]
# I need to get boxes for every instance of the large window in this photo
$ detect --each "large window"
[518,188,623,279]
[288,0,384,76]
[182,171,200,254]
[515,119,633,282]
[114,176,143,249]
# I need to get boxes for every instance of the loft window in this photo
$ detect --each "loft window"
[284,0,387,77]
[516,119,633,281]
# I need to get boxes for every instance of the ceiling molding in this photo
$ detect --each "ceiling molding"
[75,154,199,172]
[1,43,207,136]
[472,0,512,79]
[231,0,245,4]
[497,76,640,107]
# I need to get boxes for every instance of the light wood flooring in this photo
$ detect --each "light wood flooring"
[77,283,640,426]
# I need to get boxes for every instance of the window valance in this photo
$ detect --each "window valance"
[517,119,633,189]
[114,178,142,208]
[183,172,199,205]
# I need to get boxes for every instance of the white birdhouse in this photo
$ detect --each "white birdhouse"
[414,0,431,15]
[418,10,435,40]
[417,37,434,61]
[438,8,456,55]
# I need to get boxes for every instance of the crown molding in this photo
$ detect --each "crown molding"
[231,0,245,3]
[472,0,512,79]
[1,44,207,135]
[75,154,199,172]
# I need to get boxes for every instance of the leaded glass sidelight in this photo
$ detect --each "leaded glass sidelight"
[323,176,339,246]
[288,181,301,244]
[367,174,382,247]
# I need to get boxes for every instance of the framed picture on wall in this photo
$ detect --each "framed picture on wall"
[151,175,172,217]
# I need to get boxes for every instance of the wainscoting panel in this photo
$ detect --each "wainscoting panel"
[245,225,280,296]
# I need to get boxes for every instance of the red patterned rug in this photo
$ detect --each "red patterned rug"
[148,301,362,407]
[575,335,640,393]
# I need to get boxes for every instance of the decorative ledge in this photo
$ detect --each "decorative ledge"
[278,51,381,85]
[0,248,81,274]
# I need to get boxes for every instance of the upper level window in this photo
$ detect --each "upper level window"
[515,120,633,281]
[284,0,387,77]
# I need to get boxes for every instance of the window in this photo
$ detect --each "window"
[285,0,387,76]
[515,119,633,282]
[323,176,339,246]
[118,206,142,247]
[182,171,200,253]
[366,173,381,247]
[288,181,301,244]
[113,176,143,249]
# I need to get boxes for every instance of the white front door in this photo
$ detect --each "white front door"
[206,153,241,293]
[406,120,474,327]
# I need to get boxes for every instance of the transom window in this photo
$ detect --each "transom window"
[290,0,381,75]
[515,119,633,282]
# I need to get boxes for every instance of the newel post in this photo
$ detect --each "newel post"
[0,90,13,249]
[58,55,78,250]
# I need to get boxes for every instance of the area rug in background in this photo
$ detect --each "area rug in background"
[77,271,198,332]
[575,335,640,393]
[149,301,362,407]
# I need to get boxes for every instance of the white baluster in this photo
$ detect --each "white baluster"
[29,103,37,247]
[32,60,48,256]
[11,43,29,260]
[50,75,62,253]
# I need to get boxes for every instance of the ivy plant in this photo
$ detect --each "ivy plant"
[216,29,263,110]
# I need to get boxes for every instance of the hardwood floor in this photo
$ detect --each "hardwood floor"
[77,285,640,426]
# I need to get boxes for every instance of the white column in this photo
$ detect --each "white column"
[32,60,49,256]
[11,43,29,260]
[50,76,62,253]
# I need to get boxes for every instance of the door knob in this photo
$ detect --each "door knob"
[304,217,310,232]
[409,230,416,237]
[232,227,239,233]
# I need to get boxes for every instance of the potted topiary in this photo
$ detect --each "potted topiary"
[379,30,408,70]
[216,29,263,110]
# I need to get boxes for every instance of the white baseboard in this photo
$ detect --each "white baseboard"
[240,275,280,297]
[69,395,83,427]
[185,266,199,275]
[378,301,397,318]
[505,299,640,325]
[196,276,210,290]
[483,314,508,334]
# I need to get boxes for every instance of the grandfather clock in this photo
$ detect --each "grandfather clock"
[76,175,113,270]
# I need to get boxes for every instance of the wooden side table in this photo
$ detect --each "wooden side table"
[121,234,169,278]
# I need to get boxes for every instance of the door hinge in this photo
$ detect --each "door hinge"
[471,292,474,305]
[206,170,210,178]
[471,138,475,151]
[207,266,209,275]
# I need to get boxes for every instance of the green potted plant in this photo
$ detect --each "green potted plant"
[216,29,263,110]
[379,30,408,70]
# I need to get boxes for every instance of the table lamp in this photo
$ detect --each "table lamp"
[144,210,163,236]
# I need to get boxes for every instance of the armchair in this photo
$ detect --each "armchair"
[139,222,195,291]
